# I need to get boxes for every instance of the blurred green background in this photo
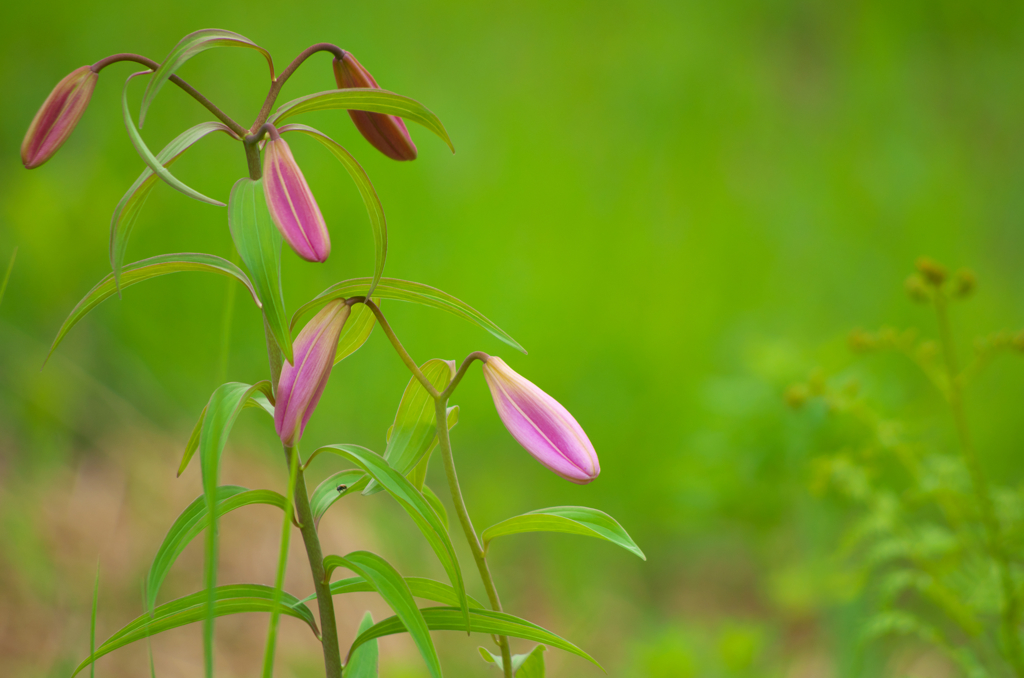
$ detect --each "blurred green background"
[3,0,1024,676]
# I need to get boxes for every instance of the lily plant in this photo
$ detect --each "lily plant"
[24,29,645,678]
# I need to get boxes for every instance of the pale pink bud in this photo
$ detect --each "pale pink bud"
[275,301,350,445]
[263,133,331,262]
[482,357,600,484]
[332,52,417,161]
[22,66,98,169]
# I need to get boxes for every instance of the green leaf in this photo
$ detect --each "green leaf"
[110,122,237,291]
[304,444,469,627]
[0,246,17,308]
[228,178,293,362]
[261,449,300,678]
[178,390,274,477]
[421,485,449,531]
[292,278,525,354]
[351,607,600,670]
[325,552,441,678]
[72,584,317,677]
[307,576,485,609]
[479,645,545,675]
[146,486,288,609]
[310,470,368,527]
[364,359,454,496]
[123,71,225,206]
[278,124,387,297]
[46,253,260,366]
[482,507,645,561]
[90,565,99,678]
[408,406,459,491]
[140,29,274,127]
[198,381,275,678]
[333,299,377,365]
[344,612,378,678]
[269,89,454,153]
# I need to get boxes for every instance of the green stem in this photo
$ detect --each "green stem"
[264,317,283,397]
[292,464,344,678]
[434,397,514,678]
[934,292,1024,675]
[363,300,438,396]
[262,445,300,678]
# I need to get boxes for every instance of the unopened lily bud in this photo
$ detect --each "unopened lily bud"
[481,357,599,484]
[263,133,331,262]
[22,66,98,169]
[275,301,351,445]
[333,52,417,161]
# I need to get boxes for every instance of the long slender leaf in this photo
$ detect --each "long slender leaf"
[178,391,273,476]
[408,406,459,491]
[351,607,600,670]
[325,552,441,678]
[228,178,293,362]
[123,70,224,206]
[482,507,645,561]
[292,277,525,353]
[279,124,387,296]
[333,299,377,365]
[47,253,260,366]
[311,470,368,527]
[269,89,454,153]
[141,29,274,127]
[146,486,288,608]
[301,576,485,609]
[481,644,547,676]
[304,444,469,627]
[72,585,317,677]
[344,612,378,678]
[111,122,237,290]
[261,449,299,678]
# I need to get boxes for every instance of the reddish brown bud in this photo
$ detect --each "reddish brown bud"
[333,52,417,161]
[22,66,98,169]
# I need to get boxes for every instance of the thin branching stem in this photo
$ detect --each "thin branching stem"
[361,299,439,397]
[441,351,490,401]
[251,43,345,132]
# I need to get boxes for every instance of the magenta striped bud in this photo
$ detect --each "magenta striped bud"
[275,301,351,445]
[22,66,98,169]
[482,357,600,484]
[333,52,417,161]
[263,133,330,262]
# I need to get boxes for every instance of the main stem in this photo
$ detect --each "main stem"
[434,397,514,677]
[292,466,343,678]
[934,293,1024,676]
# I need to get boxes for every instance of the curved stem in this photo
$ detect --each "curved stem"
[433,397,513,677]
[441,351,490,401]
[91,53,247,137]
[362,299,439,397]
[251,43,345,132]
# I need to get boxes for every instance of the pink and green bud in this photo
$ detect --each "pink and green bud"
[275,300,351,445]
[263,132,330,262]
[22,66,98,169]
[332,52,417,161]
[481,357,600,484]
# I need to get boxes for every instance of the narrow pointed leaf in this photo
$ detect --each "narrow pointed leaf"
[178,392,273,476]
[141,29,274,127]
[517,645,547,678]
[304,444,469,627]
[344,611,378,678]
[482,507,645,561]
[228,178,293,362]
[47,253,260,366]
[72,585,317,677]
[311,470,368,527]
[279,124,387,296]
[325,552,441,678]
[146,486,288,608]
[123,71,224,206]
[269,89,454,153]
[111,122,236,290]
[350,607,600,670]
[292,278,524,353]
[421,485,449,531]
[301,576,484,609]
[409,405,458,491]
[333,299,377,365]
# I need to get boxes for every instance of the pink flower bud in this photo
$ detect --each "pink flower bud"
[263,134,331,262]
[275,300,351,445]
[482,357,600,484]
[22,66,98,169]
[332,52,418,161]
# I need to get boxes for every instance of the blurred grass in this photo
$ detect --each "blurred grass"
[3,0,1024,676]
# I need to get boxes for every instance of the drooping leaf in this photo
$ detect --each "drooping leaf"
[270,89,454,153]
[408,405,459,491]
[324,552,441,678]
[421,485,449,531]
[333,299,377,365]
[304,444,469,626]
[228,178,293,362]
[278,124,387,296]
[178,388,274,476]
[301,576,485,609]
[344,611,378,678]
[111,122,237,290]
[141,29,274,127]
[351,607,599,670]
[482,507,645,561]
[311,470,368,527]
[123,71,224,206]
[72,585,317,677]
[47,253,260,366]
[146,486,288,609]
[292,278,524,354]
